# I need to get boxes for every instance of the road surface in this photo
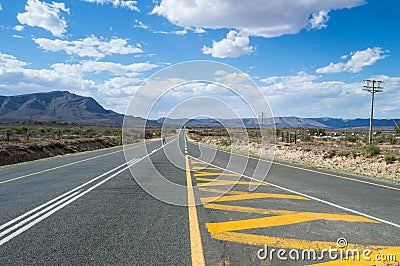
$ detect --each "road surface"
[0,133,399,265]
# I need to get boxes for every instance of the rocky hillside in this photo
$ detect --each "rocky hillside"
[0,91,157,126]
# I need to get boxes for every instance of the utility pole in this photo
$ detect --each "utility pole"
[363,79,383,144]
[261,112,264,128]
[259,112,265,128]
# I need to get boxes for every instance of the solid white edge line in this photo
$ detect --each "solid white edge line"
[0,136,179,246]
[188,155,400,229]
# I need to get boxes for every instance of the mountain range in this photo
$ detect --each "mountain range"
[0,91,398,129]
[0,91,158,127]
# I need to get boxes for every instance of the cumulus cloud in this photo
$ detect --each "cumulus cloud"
[13,25,24,31]
[17,0,70,37]
[259,72,360,117]
[316,47,388,74]
[309,10,330,29]
[83,0,138,11]
[0,52,158,112]
[257,71,400,118]
[34,35,143,59]
[152,0,365,38]
[203,30,253,58]
[0,4,2,11]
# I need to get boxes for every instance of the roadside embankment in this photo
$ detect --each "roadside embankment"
[0,137,120,166]
[192,135,400,182]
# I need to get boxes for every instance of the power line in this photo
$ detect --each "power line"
[363,79,384,144]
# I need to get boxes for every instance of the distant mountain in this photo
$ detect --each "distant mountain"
[157,117,399,129]
[1,91,397,129]
[0,91,157,126]
[156,117,222,127]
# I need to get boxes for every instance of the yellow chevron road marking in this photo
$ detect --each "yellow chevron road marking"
[196,178,268,187]
[200,192,309,203]
[190,161,207,165]
[194,172,239,177]
[210,231,399,266]
[199,188,249,195]
[192,166,220,170]
[188,152,399,265]
[206,212,377,233]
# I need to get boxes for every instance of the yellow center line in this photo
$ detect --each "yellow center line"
[185,148,205,265]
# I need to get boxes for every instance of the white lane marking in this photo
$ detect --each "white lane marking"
[0,158,129,232]
[0,139,161,186]
[188,155,400,229]
[0,136,179,245]
[0,159,138,246]
[0,190,83,238]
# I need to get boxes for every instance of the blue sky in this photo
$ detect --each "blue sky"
[0,0,399,119]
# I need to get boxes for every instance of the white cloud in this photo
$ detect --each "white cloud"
[194,27,206,34]
[1,52,399,118]
[316,47,388,74]
[134,19,149,30]
[0,4,3,11]
[203,30,253,58]
[13,35,24,39]
[0,53,28,69]
[13,25,24,31]
[83,0,138,11]
[52,61,157,76]
[309,10,330,29]
[0,52,158,113]
[152,0,365,38]
[17,0,70,37]
[258,71,400,118]
[34,35,143,59]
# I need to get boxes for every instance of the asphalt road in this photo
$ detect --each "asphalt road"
[0,133,399,265]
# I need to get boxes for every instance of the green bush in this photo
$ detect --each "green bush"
[395,125,400,134]
[384,153,396,163]
[362,144,380,158]
[62,128,72,134]
[352,150,358,158]
[308,128,326,136]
